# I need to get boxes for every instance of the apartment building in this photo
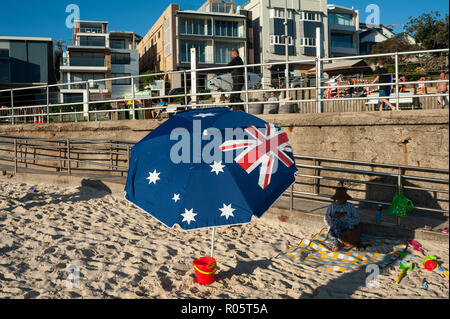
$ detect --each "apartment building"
[328,4,359,57]
[0,36,56,109]
[243,0,329,85]
[137,0,252,89]
[60,20,139,104]
[0,36,56,89]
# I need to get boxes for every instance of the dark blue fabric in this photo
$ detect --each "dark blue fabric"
[125,107,297,230]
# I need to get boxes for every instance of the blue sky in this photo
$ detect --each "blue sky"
[0,0,448,42]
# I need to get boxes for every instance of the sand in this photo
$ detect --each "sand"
[0,179,448,299]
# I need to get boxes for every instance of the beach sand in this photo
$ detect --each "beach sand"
[0,179,448,299]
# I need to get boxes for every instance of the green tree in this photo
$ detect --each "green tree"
[370,38,419,65]
[140,70,163,89]
[405,11,449,50]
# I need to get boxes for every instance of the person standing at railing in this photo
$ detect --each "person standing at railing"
[436,72,449,108]
[227,49,244,111]
[372,60,396,112]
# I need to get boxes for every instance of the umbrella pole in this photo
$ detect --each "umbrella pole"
[210,227,216,257]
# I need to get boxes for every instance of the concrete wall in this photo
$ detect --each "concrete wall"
[1,109,448,169]
[1,109,448,212]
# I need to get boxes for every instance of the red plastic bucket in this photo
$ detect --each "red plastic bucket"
[193,257,216,285]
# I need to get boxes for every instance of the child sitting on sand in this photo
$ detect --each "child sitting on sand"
[325,186,361,252]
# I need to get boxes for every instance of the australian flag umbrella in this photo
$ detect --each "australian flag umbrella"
[125,107,297,256]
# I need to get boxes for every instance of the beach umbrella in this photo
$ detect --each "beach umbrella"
[124,107,297,257]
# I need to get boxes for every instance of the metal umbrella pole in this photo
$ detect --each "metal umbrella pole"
[210,227,216,257]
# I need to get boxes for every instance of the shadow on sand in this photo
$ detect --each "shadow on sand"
[12,179,112,211]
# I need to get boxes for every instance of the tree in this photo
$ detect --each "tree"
[405,11,449,50]
[140,70,163,89]
[370,38,420,65]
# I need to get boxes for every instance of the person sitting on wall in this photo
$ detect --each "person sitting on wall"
[325,186,361,252]
[152,98,167,119]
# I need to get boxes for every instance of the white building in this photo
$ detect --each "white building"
[243,0,330,87]
[60,20,139,104]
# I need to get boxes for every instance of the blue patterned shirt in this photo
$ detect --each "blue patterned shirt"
[325,202,360,228]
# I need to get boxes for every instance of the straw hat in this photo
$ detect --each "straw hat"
[331,187,352,201]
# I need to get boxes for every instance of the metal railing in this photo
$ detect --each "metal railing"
[0,48,448,124]
[289,155,449,221]
[0,136,448,223]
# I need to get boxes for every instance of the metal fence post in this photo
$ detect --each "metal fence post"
[244,64,249,113]
[131,77,136,120]
[10,90,15,125]
[397,167,403,225]
[46,85,50,124]
[183,71,188,107]
[315,27,322,114]
[289,184,294,211]
[85,81,90,122]
[14,139,18,174]
[395,52,400,111]
[67,139,71,176]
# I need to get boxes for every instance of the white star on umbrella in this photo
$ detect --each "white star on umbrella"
[181,208,197,225]
[172,194,181,203]
[194,113,216,118]
[146,170,160,184]
[210,161,225,175]
[219,203,236,220]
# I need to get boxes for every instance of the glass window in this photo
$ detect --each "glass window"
[331,34,354,48]
[212,3,232,13]
[110,39,126,49]
[180,18,208,36]
[0,49,9,58]
[78,36,105,47]
[215,21,239,37]
[0,60,10,82]
[270,8,293,19]
[70,52,105,67]
[111,52,131,64]
[180,41,206,63]
[112,73,131,85]
[215,42,235,64]
[70,73,106,89]
[270,35,294,46]
[329,13,354,26]
[299,38,316,47]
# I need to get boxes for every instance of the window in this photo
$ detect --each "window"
[70,52,105,67]
[78,36,105,47]
[180,41,206,63]
[331,34,354,48]
[110,39,126,49]
[179,18,207,36]
[214,21,238,37]
[329,13,354,26]
[215,42,235,64]
[0,60,10,82]
[151,39,154,46]
[70,73,106,89]
[299,11,321,22]
[270,35,294,46]
[158,31,161,39]
[270,8,293,19]
[212,2,232,13]
[0,49,9,58]
[111,52,130,64]
[111,73,131,85]
[299,38,316,47]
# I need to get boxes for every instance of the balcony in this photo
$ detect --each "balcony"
[79,27,103,34]
[329,23,357,33]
